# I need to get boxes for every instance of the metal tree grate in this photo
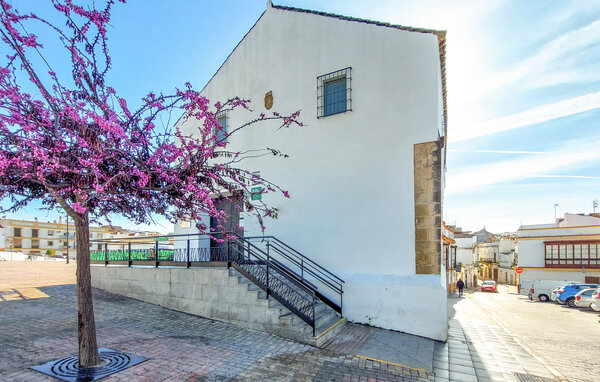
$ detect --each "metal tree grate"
[31,348,147,382]
[514,372,555,382]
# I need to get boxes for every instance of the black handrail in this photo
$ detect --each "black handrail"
[245,235,345,283]
[243,235,344,314]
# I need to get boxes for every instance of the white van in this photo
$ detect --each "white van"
[519,279,533,296]
[529,280,579,302]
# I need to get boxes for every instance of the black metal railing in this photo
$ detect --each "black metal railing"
[90,232,344,337]
[243,236,344,314]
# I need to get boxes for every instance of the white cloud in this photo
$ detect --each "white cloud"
[451,91,600,142]
[483,18,600,92]
[446,139,600,193]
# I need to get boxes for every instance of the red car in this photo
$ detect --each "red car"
[481,280,497,292]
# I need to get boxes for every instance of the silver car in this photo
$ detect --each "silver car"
[591,288,600,312]
[573,288,596,308]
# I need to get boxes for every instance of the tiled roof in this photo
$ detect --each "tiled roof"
[272,3,448,141]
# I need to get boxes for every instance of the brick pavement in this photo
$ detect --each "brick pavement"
[0,284,432,381]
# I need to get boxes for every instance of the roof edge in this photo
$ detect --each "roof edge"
[270,3,448,145]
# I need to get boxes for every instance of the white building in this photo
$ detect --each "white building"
[177,2,448,340]
[454,234,477,288]
[497,237,517,285]
[517,213,600,284]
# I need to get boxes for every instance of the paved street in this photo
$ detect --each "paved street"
[467,285,600,382]
[1,262,595,381]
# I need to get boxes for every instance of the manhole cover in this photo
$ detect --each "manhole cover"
[31,348,147,381]
[515,372,554,382]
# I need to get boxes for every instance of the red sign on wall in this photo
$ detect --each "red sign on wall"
[516,268,523,274]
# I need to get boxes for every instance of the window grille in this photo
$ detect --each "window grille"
[317,67,352,117]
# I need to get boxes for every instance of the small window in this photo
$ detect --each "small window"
[214,113,227,143]
[48,230,54,236]
[317,67,352,117]
[32,229,38,238]
[13,228,21,237]
[48,241,54,247]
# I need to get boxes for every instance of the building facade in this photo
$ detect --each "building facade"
[443,222,457,293]
[517,213,600,284]
[497,236,517,285]
[454,232,477,288]
[0,217,153,259]
[176,3,448,340]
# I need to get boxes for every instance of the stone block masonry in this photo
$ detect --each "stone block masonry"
[414,139,443,275]
[91,266,281,335]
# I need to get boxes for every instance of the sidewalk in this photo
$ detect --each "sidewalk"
[433,291,557,382]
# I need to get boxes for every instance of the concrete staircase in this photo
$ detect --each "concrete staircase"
[229,268,346,347]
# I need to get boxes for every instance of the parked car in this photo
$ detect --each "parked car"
[574,288,596,308]
[529,280,578,302]
[481,280,497,293]
[590,288,600,312]
[556,284,600,307]
[550,286,564,302]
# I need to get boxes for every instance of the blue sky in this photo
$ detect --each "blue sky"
[3,1,600,234]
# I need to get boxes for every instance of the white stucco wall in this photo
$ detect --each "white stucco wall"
[519,268,600,283]
[517,225,600,267]
[177,6,446,340]
[455,237,475,265]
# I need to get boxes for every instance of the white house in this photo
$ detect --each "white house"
[517,213,600,284]
[454,233,477,288]
[176,2,448,341]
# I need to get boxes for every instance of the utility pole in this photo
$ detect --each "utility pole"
[594,199,598,214]
[554,203,559,221]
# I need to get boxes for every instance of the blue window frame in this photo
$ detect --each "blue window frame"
[324,77,347,116]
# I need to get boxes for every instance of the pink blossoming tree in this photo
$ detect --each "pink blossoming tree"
[0,0,299,366]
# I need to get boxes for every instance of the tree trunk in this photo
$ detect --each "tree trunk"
[73,213,101,367]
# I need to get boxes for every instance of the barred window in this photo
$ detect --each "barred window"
[317,67,352,117]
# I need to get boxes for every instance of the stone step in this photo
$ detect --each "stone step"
[230,265,347,346]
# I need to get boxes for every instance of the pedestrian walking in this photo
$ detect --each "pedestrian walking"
[456,278,465,297]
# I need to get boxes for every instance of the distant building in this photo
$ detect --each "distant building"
[442,222,457,293]
[517,213,600,284]
[497,236,517,285]
[0,216,158,259]
[453,229,477,288]
[474,235,516,283]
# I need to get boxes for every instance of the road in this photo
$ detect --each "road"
[465,284,600,382]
